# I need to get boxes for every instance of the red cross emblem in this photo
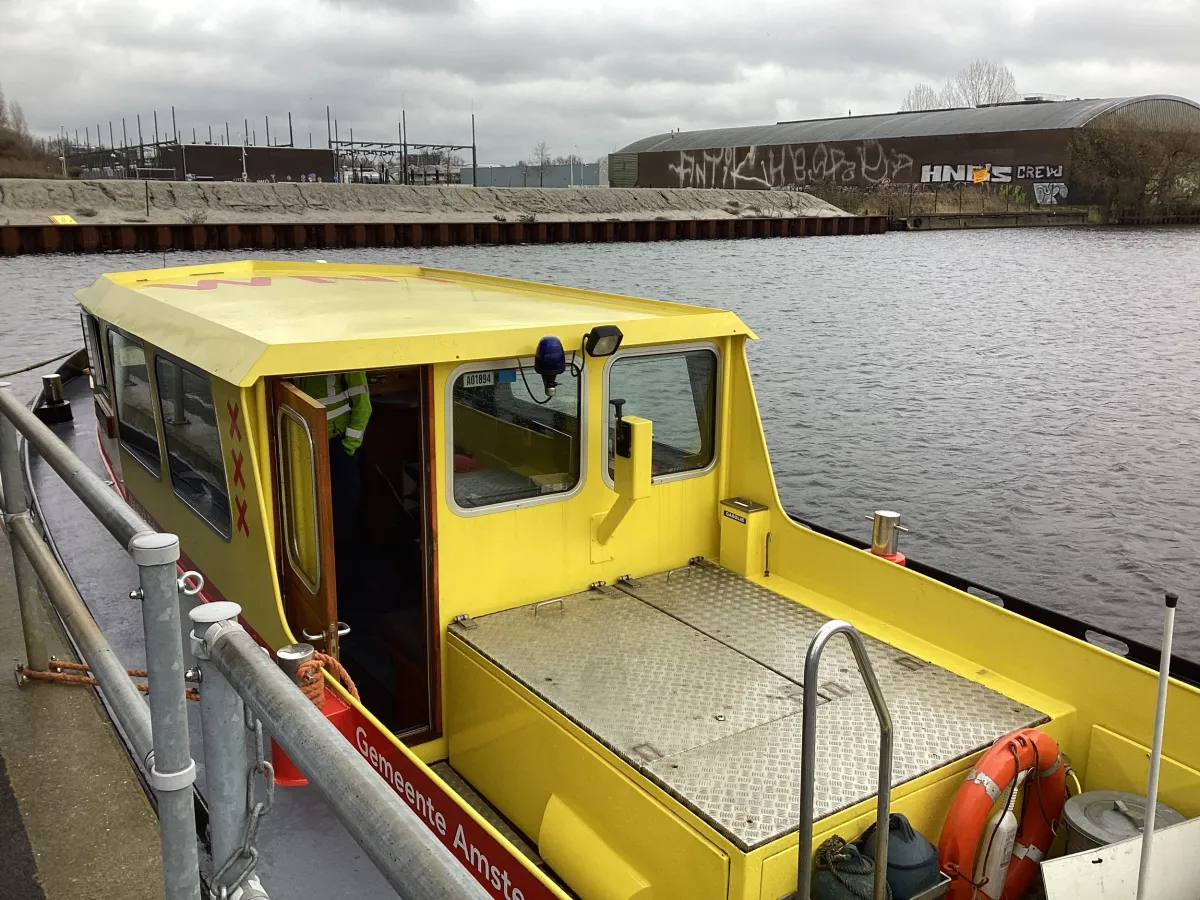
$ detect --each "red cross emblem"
[235,496,250,537]
[227,401,242,442]
[231,450,246,490]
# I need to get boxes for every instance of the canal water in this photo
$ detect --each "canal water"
[2,226,1198,657]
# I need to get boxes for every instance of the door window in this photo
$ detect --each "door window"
[278,406,321,592]
[107,330,162,475]
[606,348,718,481]
[449,361,583,511]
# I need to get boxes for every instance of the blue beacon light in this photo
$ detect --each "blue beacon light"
[534,336,566,397]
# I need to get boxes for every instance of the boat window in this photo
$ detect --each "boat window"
[155,356,232,538]
[607,347,718,481]
[107,330,162,476]
[278,406,321,592]
[450,361,582,511]
[79,312,108,389]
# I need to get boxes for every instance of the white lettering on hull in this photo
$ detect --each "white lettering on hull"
[355,727,524,899]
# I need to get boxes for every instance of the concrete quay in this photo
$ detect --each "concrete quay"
[0,525,162,900]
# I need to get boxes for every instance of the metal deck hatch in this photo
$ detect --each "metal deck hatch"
[449,566,1047,851]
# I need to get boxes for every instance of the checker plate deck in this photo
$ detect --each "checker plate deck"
[450,565,1047,851]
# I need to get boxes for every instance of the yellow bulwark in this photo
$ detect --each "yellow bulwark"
[75,260,1200,900]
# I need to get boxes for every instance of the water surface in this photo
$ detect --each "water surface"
[2,226,1197,655]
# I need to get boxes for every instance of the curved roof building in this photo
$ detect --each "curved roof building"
[609,95,1200,194]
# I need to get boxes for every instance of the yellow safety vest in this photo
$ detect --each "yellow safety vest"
[294,372,372,454]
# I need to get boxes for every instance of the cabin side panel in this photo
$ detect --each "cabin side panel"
[103,337,286,648]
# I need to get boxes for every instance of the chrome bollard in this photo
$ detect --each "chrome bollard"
[42,373,65,405]
[0,382,48,675]
[35,374,72,425]
[866,510,909,558]
[271,643,317,787]
[276,642,315,687]
[132,532,201,900]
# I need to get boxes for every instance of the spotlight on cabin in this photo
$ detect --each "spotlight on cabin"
[534,336,566,397]
[583,325,624,358]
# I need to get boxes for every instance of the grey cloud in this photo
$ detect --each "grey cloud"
[1,0,1197,165]
[318,0,472,13]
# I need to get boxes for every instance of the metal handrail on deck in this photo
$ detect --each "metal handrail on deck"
[0,380,485,900]
[792,620,894,900]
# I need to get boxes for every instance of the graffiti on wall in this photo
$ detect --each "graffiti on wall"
[667,140,914,190]
[1034,182,1069,205]
[1018,165,1065,180]
[920,164,1013,184]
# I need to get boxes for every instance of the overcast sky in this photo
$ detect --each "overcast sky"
[1,0,1197,164]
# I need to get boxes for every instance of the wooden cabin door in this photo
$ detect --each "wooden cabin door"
[273,380,342,657]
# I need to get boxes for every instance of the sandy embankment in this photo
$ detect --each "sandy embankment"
[0,179,847,227]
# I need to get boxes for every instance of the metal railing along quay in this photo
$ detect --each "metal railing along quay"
[0,214,888,255]
[0,381,485,900]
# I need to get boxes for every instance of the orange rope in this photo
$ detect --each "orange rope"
[296,651,360,710]
[52,659,148,678]
[24,666,199,701]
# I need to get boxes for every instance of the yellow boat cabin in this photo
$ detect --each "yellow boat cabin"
[74,260,1200,900]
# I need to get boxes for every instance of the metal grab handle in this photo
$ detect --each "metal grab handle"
[794,620,894,900]
[301,622,351,642]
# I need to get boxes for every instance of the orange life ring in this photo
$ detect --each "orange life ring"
[938,728,1066,900]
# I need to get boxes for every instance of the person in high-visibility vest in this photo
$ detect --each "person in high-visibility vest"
[294,372,373,609]
[294,371,373,456]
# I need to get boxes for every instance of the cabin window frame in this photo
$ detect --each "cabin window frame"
[276,404,323,594]
[601,341,722,490]
[445,356,588,517]
[106,326,164,480]
[153,350,234,541]
[79,310,109,390]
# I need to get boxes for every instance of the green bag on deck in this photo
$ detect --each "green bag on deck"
[857,813,940,900]
[811,836,892,900]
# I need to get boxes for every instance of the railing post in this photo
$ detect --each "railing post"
[0,382,48,674]
[131,532,201,900]
[191,601,269,900]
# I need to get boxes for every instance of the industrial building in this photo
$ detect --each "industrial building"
[76,144,337,182]
[610,95,1200,202]
[462,160,607,187]
[158,145,336,182]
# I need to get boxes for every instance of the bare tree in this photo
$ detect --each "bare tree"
[900,60,1020,111]
[9,100,27,135]
[942,59,1020,108]
[901,83,946,111]
[530,140,551,186]
[0,83,60,177]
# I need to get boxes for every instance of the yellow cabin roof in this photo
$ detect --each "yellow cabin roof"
[76,260,756,386]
